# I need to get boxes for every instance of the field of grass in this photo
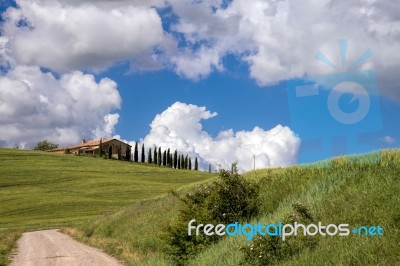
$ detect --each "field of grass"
[0,148,214,265]
[65,150,400,265]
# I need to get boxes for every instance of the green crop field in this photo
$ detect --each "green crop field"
[0,148,214,265]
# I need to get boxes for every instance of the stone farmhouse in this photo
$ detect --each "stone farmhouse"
[49,138,131,159]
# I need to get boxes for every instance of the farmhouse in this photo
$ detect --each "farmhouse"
[49,138,132,159]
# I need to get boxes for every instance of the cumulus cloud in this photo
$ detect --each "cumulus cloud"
[0,66,121,148]
[1,0,399,100]
[166,0,400,99]
[144,102,300,172]
[1,0,164,71]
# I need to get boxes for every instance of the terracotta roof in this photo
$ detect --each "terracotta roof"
[69,138,113,149]
[48,138,131,152]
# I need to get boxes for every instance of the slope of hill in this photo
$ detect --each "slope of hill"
[64,150,400,265]
[0,148,214,265]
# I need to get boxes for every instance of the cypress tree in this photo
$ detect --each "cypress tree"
[153,146,157,165]
[163,150,167,166]
[180,155,185,169]
[141,143,145,163]
[126,146,131,161]
[169,154,173,168]
[134,142,138,162]
[188,157,192,170]
[209,164,211,173]
[173,150,178,169]
[177,155,181,169]
[183,155,187,169]
[167,148,171,167]
[148,147,152,164]
[158,147,162,166]
[194,157,198,171]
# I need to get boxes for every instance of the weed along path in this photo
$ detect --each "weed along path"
[10,229,122,266]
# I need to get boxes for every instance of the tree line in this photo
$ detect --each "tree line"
[34,139,207,172]
[132,142,199,171]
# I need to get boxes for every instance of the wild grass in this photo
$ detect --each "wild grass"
[66,150,400,265]
[1,148,399,265]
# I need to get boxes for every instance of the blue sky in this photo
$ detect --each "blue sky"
[0,0,399,170]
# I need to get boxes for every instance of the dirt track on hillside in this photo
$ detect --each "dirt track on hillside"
[10,229,122,266]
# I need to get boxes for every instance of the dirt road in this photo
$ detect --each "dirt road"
[10,229,122,266]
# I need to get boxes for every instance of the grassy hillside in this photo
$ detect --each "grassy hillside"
[0,148,214,265]
[65,150,400,265]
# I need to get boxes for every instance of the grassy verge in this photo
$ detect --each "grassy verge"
[0,229,22,266]
[66,150,400,265]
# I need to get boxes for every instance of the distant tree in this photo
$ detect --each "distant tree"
[173,150,178,169]
[167,148,171,167]
[148,147,152,164]
[108,145,112,159]
[163,150,167,166]
[209,164,211,173]
[141,143,145,163]
[99,138,103,156]
[180,155,185,169]
[170,154,173,168]
[126,145,131,161]
[153,146,158,164]
[177,155,181,169]
[184,155,188,169]
[158,147,162,166]
[194,157,199,171]
[188,157,192,170]
[118,143,122,160]
[33,140,58,151]
[134,142,138,162]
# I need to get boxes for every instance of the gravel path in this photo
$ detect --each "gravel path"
[10,229,122,266]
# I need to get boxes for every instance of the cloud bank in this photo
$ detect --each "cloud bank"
[1,0,399,99]
[167,0,400,98]
[144,102,300,172]
[1,0,164,71]
[0,66,121,148]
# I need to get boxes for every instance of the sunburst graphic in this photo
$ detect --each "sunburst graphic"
[315,39,373,71]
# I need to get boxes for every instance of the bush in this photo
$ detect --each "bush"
[33,140,58,151]
[241,203,319,265]
[166,163,260,264]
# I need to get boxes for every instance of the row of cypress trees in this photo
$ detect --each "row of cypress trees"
[133,142,199,171]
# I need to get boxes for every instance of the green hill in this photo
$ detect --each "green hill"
[1,149,399,266]
[64,150,400,265]
[0,148,214,265]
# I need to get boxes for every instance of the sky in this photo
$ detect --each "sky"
[0,0,399,172]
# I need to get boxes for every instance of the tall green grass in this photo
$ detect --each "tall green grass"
[68,150,400,265]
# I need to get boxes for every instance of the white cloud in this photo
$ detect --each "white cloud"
[1,0,164,71]
[167,0,400,98]
[381,135,396,144]
[144,102,300,172]
[0,65,121,148]
[1,0,399,100]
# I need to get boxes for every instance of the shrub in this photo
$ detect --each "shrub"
[33,140,58,151]
[166,163,260,264]
[241,203,319,265]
